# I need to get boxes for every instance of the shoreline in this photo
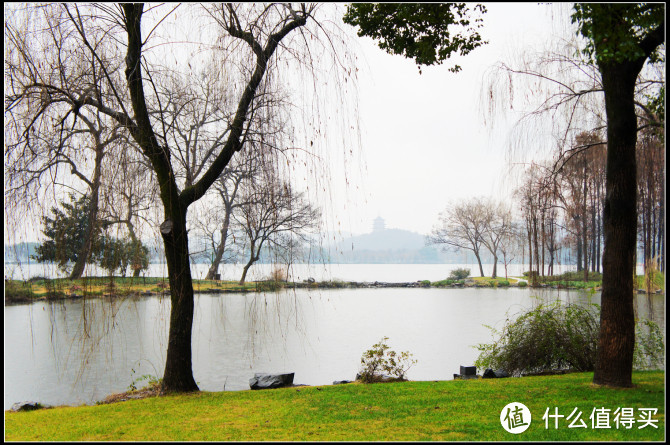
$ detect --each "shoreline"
[4,277,616,306]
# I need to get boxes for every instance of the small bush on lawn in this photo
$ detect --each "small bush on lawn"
[359,336,417,383]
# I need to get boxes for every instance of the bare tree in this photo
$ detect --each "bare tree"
[429,197,491,277]
[5,4,128,278]
[498,222,524,280]
[235,174,320,285]
[99,145,159,277]
[5,3,360,393]
[480,200,514,278]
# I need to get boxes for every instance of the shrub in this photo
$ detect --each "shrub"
[498,280,510,287]
[634,318,665,370]
[269,267,288,283]
[358,336,417,383]
[5,281,38,300]
[517,281,528,288]
[128,373,162,392]
[256,280,282,292]
[474,301,665,376]
[420,280,431,286]
[522,270,539,280]
[449,268,470,280]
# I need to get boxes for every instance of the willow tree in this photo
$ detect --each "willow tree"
[572,3,665,388]
[5,3,359,393]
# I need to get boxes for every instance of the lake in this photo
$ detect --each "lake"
[3,264,663,409]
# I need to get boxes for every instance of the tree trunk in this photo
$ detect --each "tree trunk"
[491,255,497,279]
[70,146,104,280]
[526,218,533,283]
[239,241,258,285]
[657,181,664,273]
[474,251,485,277]
[125,221,142,278]
[160,212,199,392]
[205,207,231,280]
[592,62,639,388]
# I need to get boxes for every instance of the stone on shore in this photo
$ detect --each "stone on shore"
[11,401,42,412]
[249,372,295,390]
[483,368,510,379]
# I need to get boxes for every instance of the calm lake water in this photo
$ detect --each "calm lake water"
[3,264,663,409]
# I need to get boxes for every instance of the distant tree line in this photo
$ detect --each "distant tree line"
[429,124,664,285]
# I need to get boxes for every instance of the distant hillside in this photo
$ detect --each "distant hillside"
[329,218,480,264]
[4,242,40,263]
[337,228,427,251]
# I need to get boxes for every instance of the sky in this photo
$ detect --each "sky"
[330,3,570,236]
[5,3,573,245]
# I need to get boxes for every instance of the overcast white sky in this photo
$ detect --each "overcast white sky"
[330,3,571,236]
[5,3,574,245]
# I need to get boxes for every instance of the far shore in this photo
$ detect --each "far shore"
[4,274,639,306]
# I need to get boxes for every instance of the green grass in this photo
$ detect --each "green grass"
[471,276,517,286]
[5,371,664,441]
[636,270,665,292]
[4,277,258,302]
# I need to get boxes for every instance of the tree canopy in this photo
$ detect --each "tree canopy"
[343,3,487,71]
[32,194,96,273]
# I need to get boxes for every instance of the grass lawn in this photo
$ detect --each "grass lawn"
[5,371,664,441]
[4,277,257,301]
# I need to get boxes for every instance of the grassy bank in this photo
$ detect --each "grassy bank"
[4,277,259,303]
[5,371,664,441]
[6,270,665,305]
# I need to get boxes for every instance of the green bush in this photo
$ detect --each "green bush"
[517,281,528,288]
[498,280,510,287]
[256,281,282,292]
[449,268,470,280]
[474,301,665,376]
[634,318,665,370]
[5,281,38,300]
[420,280,431,286]
[358,336,417,383]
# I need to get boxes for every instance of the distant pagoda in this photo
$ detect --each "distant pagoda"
[372,216,386,232]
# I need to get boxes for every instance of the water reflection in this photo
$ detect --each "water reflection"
[4,288,664,409]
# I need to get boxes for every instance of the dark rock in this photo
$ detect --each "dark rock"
[483,368,509,379]
[453,374,478,380]
[249,372,294,390]
[460,366,476,376]
[11,401,42,412]
[333,380,352,385]
[305,277,316,284]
